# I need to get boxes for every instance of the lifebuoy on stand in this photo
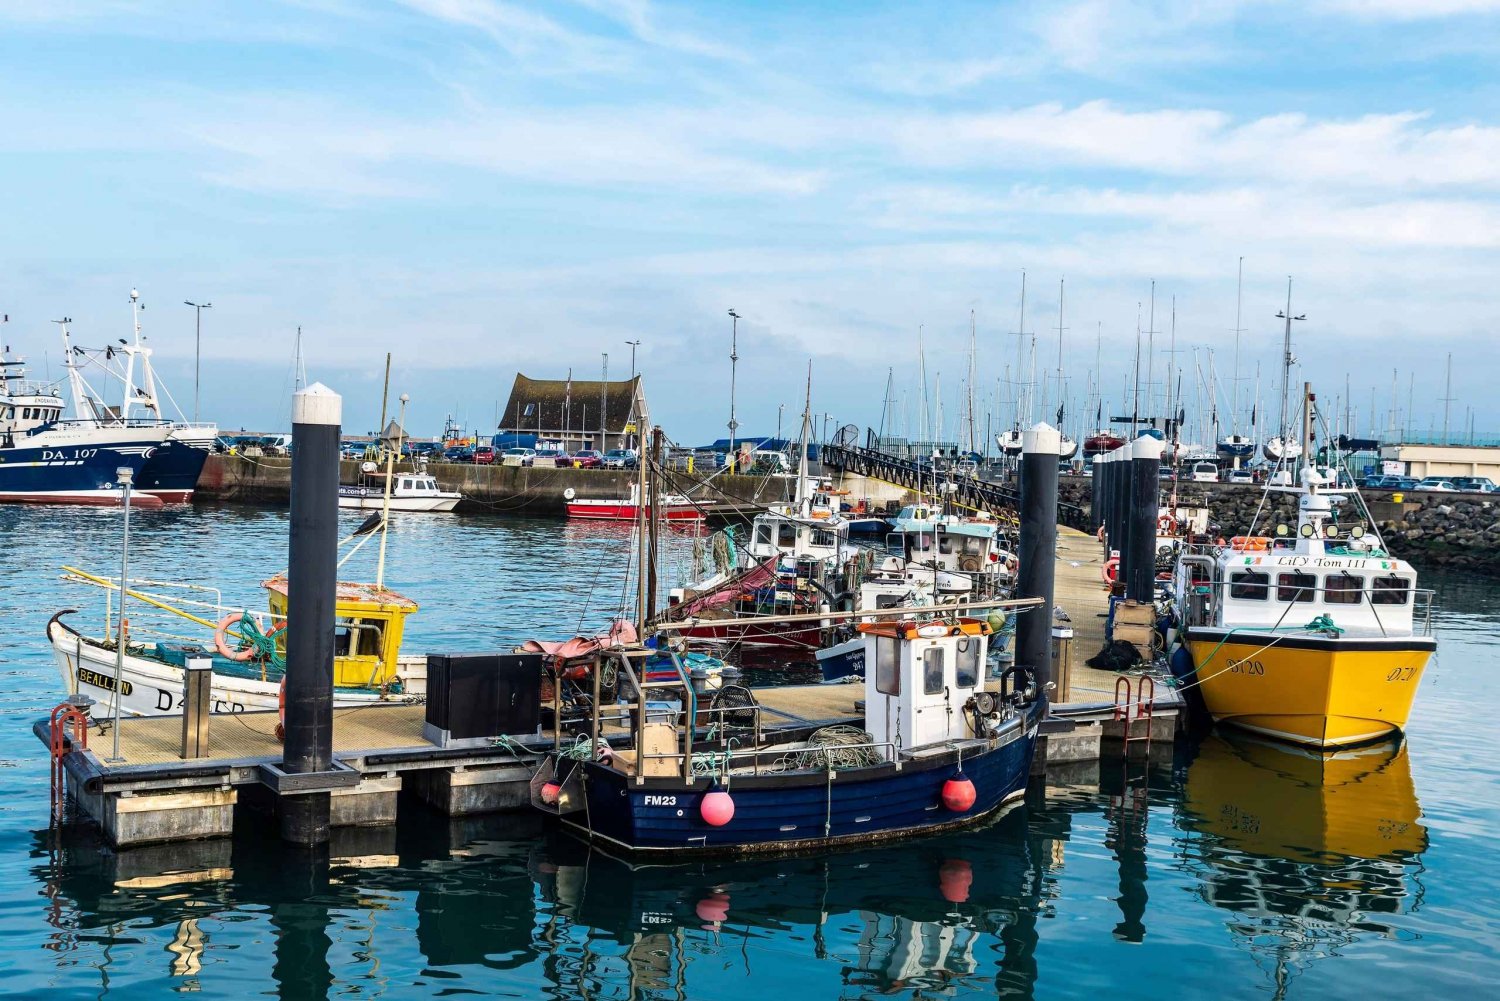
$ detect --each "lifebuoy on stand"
[1101,556,1120,585]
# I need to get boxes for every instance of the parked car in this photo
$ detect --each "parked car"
[601,449,638,469]
[1361,474,1393,489]
[1453,476,1498,493]
[1227,468,1255,484]
[1415,477,1457,492]
[442,446,470,462]
[1190,462,1219,483]
[473,445,496,465]
[1157,465,1175,480]
[501,447,536,467]
[558,449,604,468]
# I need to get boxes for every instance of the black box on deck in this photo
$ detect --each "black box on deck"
[424,652,544,748]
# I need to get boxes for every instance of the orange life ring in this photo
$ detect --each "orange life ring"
[1101,557,1120,584]
[1157,514,1175,534]
[1229,536,1270,552]
[1096,525,1106,543]
[214,613,284,661]
[276,677,286,741]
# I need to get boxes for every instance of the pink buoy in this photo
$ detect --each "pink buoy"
[940,771,977,812]
[695,891,731,924]
[700,788,735,827]
[540,781,562,806]
[938,859,973,903]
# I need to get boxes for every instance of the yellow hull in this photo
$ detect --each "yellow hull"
[1185,629,1435,749]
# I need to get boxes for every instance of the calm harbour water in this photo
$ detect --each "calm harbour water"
[0,504,1496,1000]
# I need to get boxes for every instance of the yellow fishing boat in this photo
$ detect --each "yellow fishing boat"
[1173,386,1436,749]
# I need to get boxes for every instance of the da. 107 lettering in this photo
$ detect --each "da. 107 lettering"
[42,448,97,461]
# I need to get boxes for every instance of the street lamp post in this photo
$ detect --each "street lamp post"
[625,339,641,380]
[109,466,134,762]
[183,301,212,424]
[727,309,740,469]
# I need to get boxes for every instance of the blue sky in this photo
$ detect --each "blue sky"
[3,0,1498,445]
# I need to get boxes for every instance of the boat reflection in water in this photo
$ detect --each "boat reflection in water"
[1181,732,1428,996]
[530,805,1046,998]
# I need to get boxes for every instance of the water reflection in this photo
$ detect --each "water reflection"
[530,806,1046,998]
[1179,732,1428,996]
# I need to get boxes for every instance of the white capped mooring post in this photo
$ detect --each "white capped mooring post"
[1128,434,1164,602]
[281,383,341,845]
[1016,422,1062,707]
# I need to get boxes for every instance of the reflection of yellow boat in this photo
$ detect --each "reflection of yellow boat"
[1183,731,1427,993]
[1185,732,1427,863]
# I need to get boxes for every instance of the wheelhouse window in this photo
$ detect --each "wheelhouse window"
[811,528,837,548]
[753,524,771,547]
[1324,574,1364,605]
[1229,571,1269,601]
[938,534,958,555]
[776,523,796,548]
[955,637,980,688]
[875,636,900,695]
[1372,575,1412,605]
[923,647,946,695]
[1277,571,1317,603]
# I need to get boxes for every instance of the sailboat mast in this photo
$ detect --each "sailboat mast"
[1231,256,1244,435]
[967,310,977,453]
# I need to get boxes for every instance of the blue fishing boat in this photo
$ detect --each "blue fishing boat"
[0,348,167,505]
[533,615,1043,856]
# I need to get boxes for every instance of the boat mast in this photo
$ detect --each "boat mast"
[1274,278,1305,459]
[55,318,91,419]
[1012,271,1027,430]
[1055,277,1066,440]
[1145,279,1156,432]
[967,310,977,454]
[1231,256,1244,436]
[796,363,813,515]
[123,289,141,422]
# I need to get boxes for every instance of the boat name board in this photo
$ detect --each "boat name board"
[1240,555,1392,570]
[77,667,133,696]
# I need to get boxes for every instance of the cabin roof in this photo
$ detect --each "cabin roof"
[262,574,419,610]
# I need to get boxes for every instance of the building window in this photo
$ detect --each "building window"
[923,647,945,695]
[875,636,900,695]
[1324,574,1364,605]
[1372,575,1411,605]
[1229,571,1269,601]
[1277,571,1317,603]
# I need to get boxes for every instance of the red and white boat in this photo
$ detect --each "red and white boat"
[563,483,704,522]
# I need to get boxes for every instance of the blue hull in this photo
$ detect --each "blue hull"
[137,439,210,500]
[845,517,891,535]
[0,437,155,503]
[817,640,865,682]
[562,719,1038,856]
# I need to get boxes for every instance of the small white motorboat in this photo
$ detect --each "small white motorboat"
[339,470,461,512]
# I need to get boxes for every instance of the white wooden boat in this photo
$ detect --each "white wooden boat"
[339,472,461,512]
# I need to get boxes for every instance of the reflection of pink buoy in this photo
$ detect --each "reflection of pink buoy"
[701,788,735,827]
[540,781,561,805]
[695,892,730,924]
[939,859,973,903]
[941,772,977,812]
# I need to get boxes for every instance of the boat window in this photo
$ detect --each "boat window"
[400,478,412,490]
[1277,571,1317,603]
[938,534,958,555]
[777,523,796,548]
[875,636,900,695]
[963,537,985,556]
[334,617,384,658]
[923,647,945,695]
[1324,574,1364,605]
[1372,575,1411,605]
[22,407,32,420]
[811,529,837,548]
[1229,571,1269,601]
[955,637,980,688]
[753,524,772,547]
[909,533,933,553]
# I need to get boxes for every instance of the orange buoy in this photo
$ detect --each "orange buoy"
[695,892,731,924]
[700,787,735,826]
[939,859,974,903]
[941,771,977,812]
[540,781,562,805]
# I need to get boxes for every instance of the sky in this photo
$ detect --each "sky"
[2,0,1498,447]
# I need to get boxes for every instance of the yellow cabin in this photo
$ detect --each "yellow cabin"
[261,575,418,689]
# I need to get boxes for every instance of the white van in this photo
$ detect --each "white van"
[1191,462,1219,483]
